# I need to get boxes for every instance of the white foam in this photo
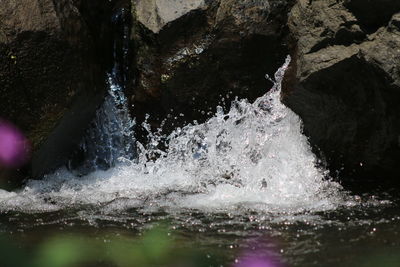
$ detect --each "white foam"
[0,56,347,214]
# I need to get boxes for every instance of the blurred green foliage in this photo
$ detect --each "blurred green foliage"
[1,225,400,267]
[0,225,222,267]
[360,249,400,267]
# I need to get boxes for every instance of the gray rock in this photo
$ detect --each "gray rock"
[215,0,271,34]
[0,0,111,182]
[0,0,60,38]
[134,0,206,33]
[283,0,400,181]
[130,0,295,136]
[288,0,364,56]
[3,0,398,186]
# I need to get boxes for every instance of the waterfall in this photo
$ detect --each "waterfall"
[0,56,349,215]
[68,7,136,175]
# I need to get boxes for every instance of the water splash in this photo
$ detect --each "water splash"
[0,56,348,214]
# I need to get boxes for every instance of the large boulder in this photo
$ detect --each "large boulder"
[134,0,206,33]
[0,0,115,182]
[283,0,400,183]
[130,0,295,138]
[4,0,398,187]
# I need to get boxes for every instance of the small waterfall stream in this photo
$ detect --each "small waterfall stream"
[68,7,136,175]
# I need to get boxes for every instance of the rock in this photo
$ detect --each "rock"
[4,0,398,187]
[283,0,400,183]
[288,0,365,55]
[0,0,117,181]
[389,13,400,31]
[134,0,206,33]
[344,0,400,33]
[130,0,295,139]
[215,0,271,34]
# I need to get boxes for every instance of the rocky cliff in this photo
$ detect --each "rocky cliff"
[130,0,400,183]
[1,0,399,186]
[129,0,295,140]
[283,0,400,183]
[0,0,117,181]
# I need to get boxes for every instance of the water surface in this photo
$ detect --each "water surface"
[0,57,399,266]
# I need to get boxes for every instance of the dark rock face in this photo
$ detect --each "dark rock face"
[344,0,400,33]
[131,0,400,183]
[129,0,296,138]
[2,0,399,186]
[0,0,116,180]
[283,0,400,182]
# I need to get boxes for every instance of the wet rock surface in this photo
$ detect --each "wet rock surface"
[1,0,400,185]
[283,0,400,182]
[130,0,295,140]
[128,0,400,183]
[134,0,206,33]
[0,0,116,180]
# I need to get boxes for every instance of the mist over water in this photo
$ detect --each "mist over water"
[0,56,356,216]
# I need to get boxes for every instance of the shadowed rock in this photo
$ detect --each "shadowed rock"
[283,0,400,183]
[130,0,295,140]
[0,0,115,181]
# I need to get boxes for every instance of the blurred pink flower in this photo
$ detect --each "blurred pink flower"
[233,238,284,267]
[0,119,30,168]
[234,253,282,267]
